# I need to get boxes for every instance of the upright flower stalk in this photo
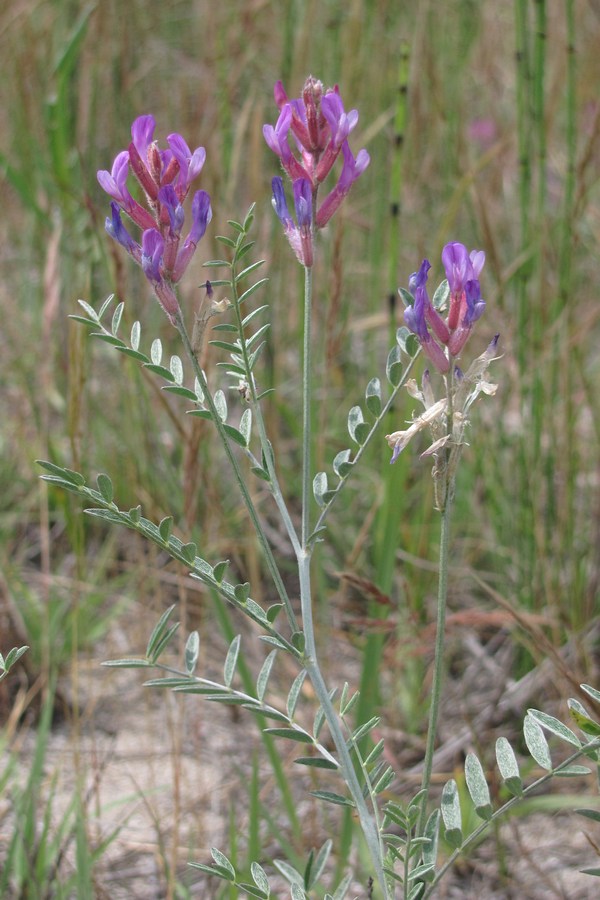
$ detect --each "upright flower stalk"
[264,79,390,895]
[387,246,498,839]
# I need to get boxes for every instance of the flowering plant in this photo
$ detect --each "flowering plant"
[37,78,600,900]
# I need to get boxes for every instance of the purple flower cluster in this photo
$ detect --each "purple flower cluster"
[97,115,212,323]
[404,242,486,371]
[264,77,370,266]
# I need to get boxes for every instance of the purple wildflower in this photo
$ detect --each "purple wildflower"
[403,242,487,368]
[264,77,369,247]
[98,115,212,322]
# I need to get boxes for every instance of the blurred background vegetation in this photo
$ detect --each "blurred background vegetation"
[1,0,599,896]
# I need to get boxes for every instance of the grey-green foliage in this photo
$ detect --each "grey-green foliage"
[415,702,600,897]
[36,460,293,649]
[189,839,350,899]
[0,645,28,683]
[311,324,419,525]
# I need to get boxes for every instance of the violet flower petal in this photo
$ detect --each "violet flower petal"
[131,115,156,161]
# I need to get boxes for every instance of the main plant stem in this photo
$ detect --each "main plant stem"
[297,264,389,898]
[417,488,454,836]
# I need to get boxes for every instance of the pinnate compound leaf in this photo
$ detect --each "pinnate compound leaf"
[185,631,200,675]
[210,848,235,879]
[528,708,581,748]
[224,635,241,687]
[495,736,523,796]
[524,713,553,768]
[465,752,493,820]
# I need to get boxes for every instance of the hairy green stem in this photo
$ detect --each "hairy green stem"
[417,487,453,837]
[295,263,389,897]
[301,265,313,548]
[418,364,457,836]
[298,550,389,897]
